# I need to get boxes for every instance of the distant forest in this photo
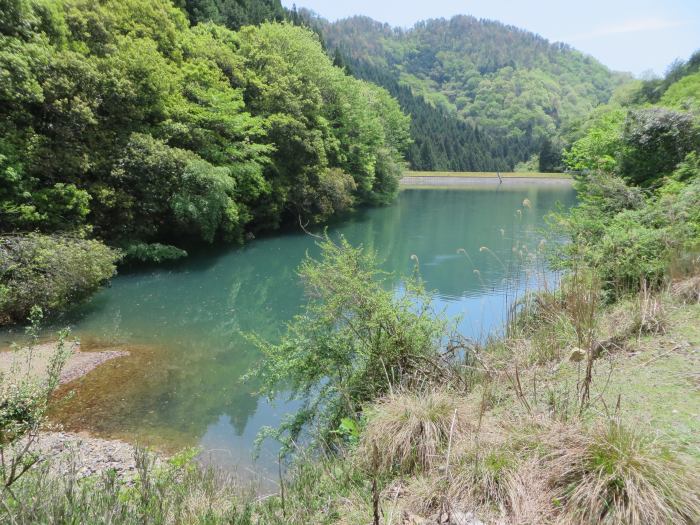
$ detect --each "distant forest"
[178,1,629,172]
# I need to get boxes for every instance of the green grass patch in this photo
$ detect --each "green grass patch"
[598,304,700,455]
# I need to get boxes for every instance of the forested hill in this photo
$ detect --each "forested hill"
[317,14,631,170]
[338,52,530,171]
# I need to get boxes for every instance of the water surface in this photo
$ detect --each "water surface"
[6,185,576,477]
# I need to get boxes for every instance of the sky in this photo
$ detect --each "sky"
[281,0,700,76]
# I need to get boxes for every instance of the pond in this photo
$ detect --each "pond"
[8,184,577,479]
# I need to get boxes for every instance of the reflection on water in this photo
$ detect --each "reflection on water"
[13,186,576,477]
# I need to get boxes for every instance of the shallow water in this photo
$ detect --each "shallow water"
[3,185,576,479]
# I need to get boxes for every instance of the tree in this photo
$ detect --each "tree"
[250,236,448,450]
[539,137,562,172]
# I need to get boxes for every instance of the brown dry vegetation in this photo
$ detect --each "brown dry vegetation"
[338,277,700,525]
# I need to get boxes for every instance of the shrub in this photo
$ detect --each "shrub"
[123,242,188,264]
[551,159,700,297]
[250,236,449,452]
[619,108,700,185]
[1,310,72,489]
[591,211,670,292]
[0,234,120,325]
[576,172,645,215]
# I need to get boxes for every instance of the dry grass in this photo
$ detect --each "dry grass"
[356,390,471,475]
[380,287,699,524]
[389,416,699,525]
[671,275,700,304]
[544,420,700,525]
[634,286,668,337]
[600,291,668,348]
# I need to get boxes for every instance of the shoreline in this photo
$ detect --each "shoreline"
[1,340,142,477]
[401,175,574,186]
[0,341,129,385]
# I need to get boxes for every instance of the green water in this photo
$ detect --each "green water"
[6,185,576,476]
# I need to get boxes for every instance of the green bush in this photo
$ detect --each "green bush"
[552,156,700,296]
[0,234,120,325]
[123,242,188,265]
[249,236,449,451]
[619,108,700,185]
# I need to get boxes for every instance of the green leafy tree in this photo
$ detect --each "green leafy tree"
[563,109,626,173]
[2,1,409,252]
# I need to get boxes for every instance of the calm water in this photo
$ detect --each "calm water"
[5,185,576,477]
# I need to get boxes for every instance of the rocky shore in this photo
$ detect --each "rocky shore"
[1,340,146,478]
[33,431,145,479]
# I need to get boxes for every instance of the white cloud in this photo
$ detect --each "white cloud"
[561,17,686,42]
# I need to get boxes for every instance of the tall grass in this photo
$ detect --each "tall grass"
[1,449,255,525]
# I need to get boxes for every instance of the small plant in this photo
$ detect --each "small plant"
[0,307,72,492]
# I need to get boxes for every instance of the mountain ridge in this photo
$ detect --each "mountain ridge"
[305,10,631,170]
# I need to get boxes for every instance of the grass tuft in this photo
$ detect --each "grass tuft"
[671,275,700,304]
[545,420,700,524]
[356,390,471,475]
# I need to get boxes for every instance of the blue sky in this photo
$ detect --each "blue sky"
[281,0,700,76]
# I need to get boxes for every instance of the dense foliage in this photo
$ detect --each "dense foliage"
[553,52,700,296]
[0,0,409,254]
[179,0,285,29]
[0,234,119,324]
[336,54,518,171]
[314,14,628,169]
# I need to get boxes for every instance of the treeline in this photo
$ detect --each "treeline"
[318,14,629,170]
[178,0,286,29]
[180,3,512,172]
[632,50,700,106]
[179,5,616,172]
[0,0,409,249]
[0,0,409,324]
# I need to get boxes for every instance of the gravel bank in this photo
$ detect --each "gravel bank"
[0,341,128,385]
[32,431,148,479]
[2,340,141,477]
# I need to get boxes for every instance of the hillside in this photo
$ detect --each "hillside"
[318,14,630,168]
